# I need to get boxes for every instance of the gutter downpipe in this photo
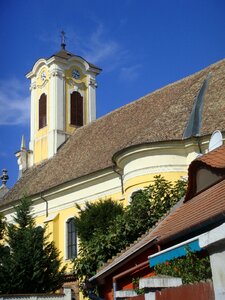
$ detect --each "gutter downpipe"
[112,260,149,300]
[196,135,202,154]
[112,164,124,195]
[40,193,48,217]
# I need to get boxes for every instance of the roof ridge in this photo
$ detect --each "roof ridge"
[76,58,225,139]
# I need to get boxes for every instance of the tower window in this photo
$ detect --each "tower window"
[67,218,77,259]
[70,91,83,126]
[39,93,47,129]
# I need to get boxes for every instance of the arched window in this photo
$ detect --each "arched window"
[39,93,47,129]
[67,218,77,259]
[70,91,83,126]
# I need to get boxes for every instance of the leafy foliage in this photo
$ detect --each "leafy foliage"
[132,277,144,295]
[73,199,124,291]
[74,199,124,244]
[0,213,6,240]
[154,247,212,283]
[0,197,66,294]
[0,213,7,259]
[73,175,187,292]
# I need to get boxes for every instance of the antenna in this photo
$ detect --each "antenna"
[208,130,223,152]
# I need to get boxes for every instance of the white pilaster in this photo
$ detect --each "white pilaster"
[48,65,66,158]
[88,74,97,123]
[29,79,36,152]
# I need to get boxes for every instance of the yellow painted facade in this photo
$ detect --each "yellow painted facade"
[124,171,186,204]
[33,67,50,163]
[31,159,188,274]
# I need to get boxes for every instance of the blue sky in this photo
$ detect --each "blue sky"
[1,0,225,187]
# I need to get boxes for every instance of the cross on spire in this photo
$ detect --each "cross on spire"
[61,30,66,50]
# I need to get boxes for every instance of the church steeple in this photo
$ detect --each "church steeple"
[25,34,102,166]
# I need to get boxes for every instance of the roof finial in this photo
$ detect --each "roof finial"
[0,169,9,186]
[21,134,26,150]
[61,30,66,50]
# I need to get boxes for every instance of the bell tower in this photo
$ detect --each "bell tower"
[24,33,102,167]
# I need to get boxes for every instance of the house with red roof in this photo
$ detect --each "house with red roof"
[90,144,225,300]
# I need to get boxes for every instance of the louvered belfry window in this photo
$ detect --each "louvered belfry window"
[70,91,83,126]
[39,93,47,129]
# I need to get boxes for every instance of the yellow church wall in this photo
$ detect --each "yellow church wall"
[28,169,123,264]
[29,147,189,267]
[29,166,187,274]
[33,66,50,163]
[34,135,48,163]
[124,171,186,205]
[33,186,123,273]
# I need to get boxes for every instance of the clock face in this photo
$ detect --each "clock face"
[72,69,80,79]
[41,71,46,81]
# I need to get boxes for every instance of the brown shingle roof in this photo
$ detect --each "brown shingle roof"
[2,58,225,207]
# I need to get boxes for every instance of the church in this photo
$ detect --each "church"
[1,36,225,296]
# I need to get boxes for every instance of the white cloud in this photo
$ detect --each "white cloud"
[0,78,30,125]
[65,24,129,72]
[81,24,122,63]
[38,23,141,82]
[119,64,142,81]
[71,24,142,79]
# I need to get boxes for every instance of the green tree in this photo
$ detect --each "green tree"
[73,199,124,287]
[0,213,7,259]
[74,199,124,244]
[0,213,6,240]
[0,197,66,294]
[73,176,187,292]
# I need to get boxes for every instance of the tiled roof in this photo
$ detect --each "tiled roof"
[2,58,225,207]
[91,148,225,280]
[153,178,225,242]
[195,145,225,168]
[51,49,102,71]
[0,185,9,200]
[185,145,225,201]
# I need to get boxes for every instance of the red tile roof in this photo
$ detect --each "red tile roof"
[154,178,225,243]
[196,144,225,168]
[185,144,225,201]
